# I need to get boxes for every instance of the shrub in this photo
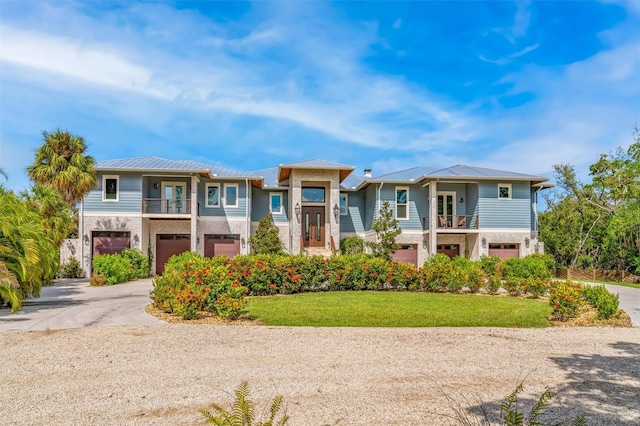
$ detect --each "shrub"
[503,276,525,296]
[486,274,502,294]
[503,255,553,280]
[422,254,467,292]
[340,236,365,255]
[549,280,583,321]
[480,255,502,276]
[581,285,619,320]
[521,277,550,298]
[151,252,247,320]
[59,257,83,278]
[452,257,484,292]
[249,213,283,254]
[91,253,134,285]
[121,248,149,278]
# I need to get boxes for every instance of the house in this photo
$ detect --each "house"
[60,156,552,276]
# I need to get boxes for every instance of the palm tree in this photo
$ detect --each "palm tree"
[27,129,98,206]
[0,186,58,308]
[21,185,75,247]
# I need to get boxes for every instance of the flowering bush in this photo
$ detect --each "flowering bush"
[91,253,134,285]
[549,280,583,321]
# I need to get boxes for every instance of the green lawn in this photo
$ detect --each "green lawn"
[246,291,552,328]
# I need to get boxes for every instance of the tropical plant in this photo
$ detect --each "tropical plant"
[368,201,401,260]
[0,262,22,312]
[0,185,58,308]
[200,381,289,426]
[249,213,284,255]
[581,285,619,320]
[21,184,74,247]
[27,129,97,206]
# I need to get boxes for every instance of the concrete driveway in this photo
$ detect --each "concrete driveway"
[601,283,640,327]
[0,278,163,332]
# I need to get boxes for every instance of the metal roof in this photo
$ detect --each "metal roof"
[278,159,355,183]
[368,167,440,183]
[96,156,257,179]
[249,167,286,188]
[424,165,548,183]
[340,173,367,190]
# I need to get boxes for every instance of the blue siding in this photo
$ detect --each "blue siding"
[364,184,378,231]
[466,183,480,228]
[379,184,427,231]
[143,177,192,200]
[340,191,365,234]
[251,188,289,223]
[478,181,532,229]
[84,173,142,213]
[198,180,249,218]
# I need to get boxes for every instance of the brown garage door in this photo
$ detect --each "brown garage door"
[437,244,460,259]
[156,234,191,275]
[391,244,418,267]
[489,243,520,259]
[204,234,241,258]
[92,231,130,256]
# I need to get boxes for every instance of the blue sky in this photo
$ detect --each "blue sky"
[1,0,639,197]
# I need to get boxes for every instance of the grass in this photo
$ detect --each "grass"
[246,291,552,328]
[584,280,640,290]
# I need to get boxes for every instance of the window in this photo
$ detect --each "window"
[302,187,325,203]
[205,183,220,207]
[225,184,238,207]
[339,194,348,215]
[270,192,283,214]
[498,183,512,200]
[396,187,409,219]
[102,175,119,201]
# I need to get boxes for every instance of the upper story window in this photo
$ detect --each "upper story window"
[396,187,409,220]
[205,183,220,207]
[339,194,348,215]
[302,187,325,203]
[498,183,512,200]
[270,192,283,214]
[225,184,238,207]
[102,175,119,201]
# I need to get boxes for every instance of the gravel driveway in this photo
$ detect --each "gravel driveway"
[1,280,639,425]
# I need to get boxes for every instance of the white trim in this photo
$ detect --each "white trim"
[225,183,239,208]
[161,181,187,213]
[395,186,409,220]
[205,183,220,208]
[199,217,248,223]
[83,212,142,217]
[269,192,283,214]
[437,191,457,216]
[102,175,119,202]
[498,183,512,200]
[339,193,348,216]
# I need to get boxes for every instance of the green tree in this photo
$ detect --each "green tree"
[27,129,97,206]
[249,213,284,254]
[21,185,75,248]
[0,186,59,310]
[367,201,401,260]
[540,126,640,273]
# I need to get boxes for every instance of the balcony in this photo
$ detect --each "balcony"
[437,214,479,230]
[142,198,192,216]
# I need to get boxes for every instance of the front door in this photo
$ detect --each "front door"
[302,206,325,248]
[161,182,187,213]
[437,191,456,227]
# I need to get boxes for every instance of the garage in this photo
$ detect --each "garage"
[437,244,460,259]
[204,234,241,258]
[92,231,130,256]
[391,244,418,267]
[156,234,191,275]
[488,243,520,259]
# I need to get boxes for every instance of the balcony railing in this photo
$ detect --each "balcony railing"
[142,198,191,214]
[437,214,479,230]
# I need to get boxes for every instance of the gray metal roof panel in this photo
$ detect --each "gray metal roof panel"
[425,165,547,181]
[368,167,439,182]
[340,173,366,190]
[278,159,355,169]
[96,156,254,177]
[249,167,287,188]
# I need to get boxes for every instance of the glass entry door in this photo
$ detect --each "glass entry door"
[302,206,325,248]
[161,182,187,213]
[437,192,455,227]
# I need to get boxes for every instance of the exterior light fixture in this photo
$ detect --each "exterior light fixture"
[333,203,339,217]
[196,236,200,244]
[525,237,530,248]
[459,197,464,203]
[133,234,140,246]
[241,237,246,247]
[482,237,486,248]
[83,234,89,245]
[294,203,301,217]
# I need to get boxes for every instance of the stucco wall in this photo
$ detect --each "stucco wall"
[81,215,143,275]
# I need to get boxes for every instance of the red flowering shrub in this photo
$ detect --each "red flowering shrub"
[549,280,583,321]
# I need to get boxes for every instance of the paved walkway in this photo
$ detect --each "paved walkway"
[0,278,163,332]
[602,283,640,327]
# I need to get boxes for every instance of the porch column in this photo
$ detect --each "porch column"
[429,180,438,257]
[190,175,198,252]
